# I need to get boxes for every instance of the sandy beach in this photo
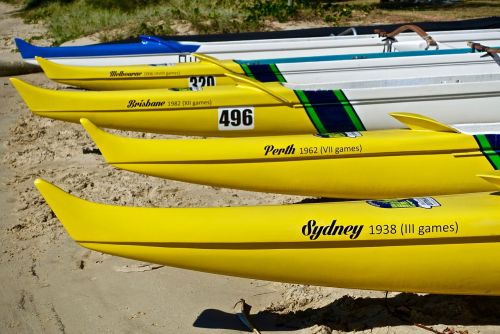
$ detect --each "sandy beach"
[1,3,500,333]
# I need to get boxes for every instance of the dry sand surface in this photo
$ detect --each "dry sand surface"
[1,2,500,333]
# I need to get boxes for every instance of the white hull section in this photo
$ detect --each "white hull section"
[277,53,500,84]
[341,79,500,129]
[24,29,500,66]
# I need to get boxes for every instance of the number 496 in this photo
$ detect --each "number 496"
[218,107,254,130]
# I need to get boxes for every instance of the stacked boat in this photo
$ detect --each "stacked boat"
[12,19,500,296]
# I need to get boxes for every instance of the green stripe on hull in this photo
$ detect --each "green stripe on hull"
[475,135,500,170]
[240,63,286,83]
[295,90,328,134]
[240,64,255,79]
[333,90,366,131]
[269,64,286,83]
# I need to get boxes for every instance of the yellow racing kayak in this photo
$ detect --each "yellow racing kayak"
[36,55,244,90]
[35,49,500,91]
[81,113,500,199]
[11,75,500,136]
[34,174,500,296]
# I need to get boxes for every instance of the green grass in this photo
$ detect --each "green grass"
[18,0,376,44]
[20,0,262,44]
[12,0,500,45]
[23,1,148,44]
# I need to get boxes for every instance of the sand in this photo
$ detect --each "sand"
[1,2,500,333]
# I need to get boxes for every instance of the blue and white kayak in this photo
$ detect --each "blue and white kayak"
[16,28,500,66]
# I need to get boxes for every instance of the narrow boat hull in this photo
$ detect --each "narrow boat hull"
[37,49,500,90]
[11,77,500,136]
[113,154,496,198]
[80,114,500,198]
[86,242,500,296]
[17,29,500,66]
[34,177,500,296]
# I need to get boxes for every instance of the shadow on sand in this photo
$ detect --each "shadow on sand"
[194,293,500,332]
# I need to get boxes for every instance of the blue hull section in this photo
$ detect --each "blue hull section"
[15,35,200,60]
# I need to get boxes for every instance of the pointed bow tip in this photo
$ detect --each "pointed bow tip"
[34,178,61,197]
[35,56,53,68]
[478,173,500,188]
[9,77,20,85]
[79,118,113,162]
[80,118,102,140]
[13,37,26,46]
[9,78,38,108]
[79,117,91,127]
[34,177,45,187]
[9,77,30,91]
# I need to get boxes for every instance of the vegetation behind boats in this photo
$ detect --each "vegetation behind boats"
[6,0,500,45]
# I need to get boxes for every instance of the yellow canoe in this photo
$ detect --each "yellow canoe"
[33,51,500,91]
[11,75,318,137]
[36,55,243,90]
[11,75,500,137]
[81,113,500,199]
[34,175,500,296]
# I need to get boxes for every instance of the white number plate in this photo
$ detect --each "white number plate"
[218,107,254,130]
